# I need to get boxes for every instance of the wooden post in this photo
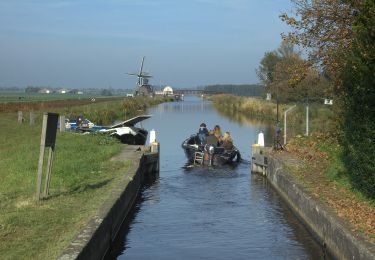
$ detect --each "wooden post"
[59,115,65,132]
[18,111,23,123]
[30,111,35,126]
[36,113,48,201]
[44,147,55,197]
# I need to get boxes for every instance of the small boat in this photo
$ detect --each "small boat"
[181,134,241,166]
[64,116,102,131]
[63,115,151,145]
[100,115,151,145]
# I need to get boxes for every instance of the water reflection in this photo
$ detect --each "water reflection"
[157,99,212,114]
[108,96,328,260]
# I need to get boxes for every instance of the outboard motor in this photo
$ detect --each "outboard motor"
[206,144,215,166]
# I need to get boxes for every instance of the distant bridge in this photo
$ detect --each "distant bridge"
[173,89,222,95]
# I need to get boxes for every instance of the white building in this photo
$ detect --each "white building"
[163,86,173,96]
[38,88,51,94]
[58,88,68,94]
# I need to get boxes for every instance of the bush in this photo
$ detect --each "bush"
[341,0,375,199]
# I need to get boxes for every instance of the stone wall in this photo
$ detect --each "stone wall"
[265,154,375,260]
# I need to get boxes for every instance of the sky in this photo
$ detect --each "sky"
[0,0,293,89]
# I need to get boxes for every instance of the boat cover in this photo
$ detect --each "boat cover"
[110,115,152,128]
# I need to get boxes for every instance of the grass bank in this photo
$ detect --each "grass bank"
[286,134,375,242]
[0,97,168,259]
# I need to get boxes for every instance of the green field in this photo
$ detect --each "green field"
[0,92,100,102]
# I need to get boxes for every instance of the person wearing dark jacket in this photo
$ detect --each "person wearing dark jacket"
[197,123,209,144]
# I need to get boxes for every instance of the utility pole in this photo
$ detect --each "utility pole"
[274,83,283,150]
[305,96,309,136]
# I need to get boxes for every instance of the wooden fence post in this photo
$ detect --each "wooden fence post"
[36,114,48,201]
[18,111,23,123]
[59,115,65,132]
[30,111,35,126]
[44,146,55,196]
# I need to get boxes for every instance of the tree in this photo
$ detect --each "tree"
[256,51,282,86]
[280,0,356,89]
[257,41,327,102]
[101,89,113,96]
[25,86,41,93]
[256,40,300,86]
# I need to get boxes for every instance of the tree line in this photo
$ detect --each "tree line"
[204,84,264,97]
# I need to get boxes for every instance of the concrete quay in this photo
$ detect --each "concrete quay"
[252,150,375,260]
[59,144,159,260]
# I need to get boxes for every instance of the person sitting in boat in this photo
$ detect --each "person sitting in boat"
[221,131,234,150]
[205,130,220,147]
[197,123,209,144]
[213,125,223,144]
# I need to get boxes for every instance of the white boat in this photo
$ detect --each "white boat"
[63,115,151,145]
[99,115,151,145]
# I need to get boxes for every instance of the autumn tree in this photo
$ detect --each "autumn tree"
[280,0,355,89]
[257,41,329,102]
[281,0,375,198]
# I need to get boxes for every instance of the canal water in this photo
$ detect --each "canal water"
[107,96,327,260]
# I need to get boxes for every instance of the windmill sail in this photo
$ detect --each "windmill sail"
[126,56,154,96]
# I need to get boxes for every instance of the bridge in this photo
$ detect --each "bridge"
[173,89,222,95]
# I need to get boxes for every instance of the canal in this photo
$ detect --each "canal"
[106,96,327,259]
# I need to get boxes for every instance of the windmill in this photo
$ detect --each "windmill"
[127,56,154,96]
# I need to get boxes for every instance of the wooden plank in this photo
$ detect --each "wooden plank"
[36,113,48,201]
[44,147,54,197]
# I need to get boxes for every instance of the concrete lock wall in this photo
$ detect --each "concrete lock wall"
[265,155,375,260]
[59,146,159,260]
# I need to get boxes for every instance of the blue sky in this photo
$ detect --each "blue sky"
[0,0,292,89]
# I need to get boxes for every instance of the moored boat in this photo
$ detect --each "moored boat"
[62,115,151,145]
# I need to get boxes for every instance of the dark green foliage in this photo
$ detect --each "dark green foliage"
[101,89,113,96]
[341,0,375,199]
[204,84,264,97]
[256,51,282,85]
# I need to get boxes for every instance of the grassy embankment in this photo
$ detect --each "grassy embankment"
[210,94,374,241]
[0,96,169,259]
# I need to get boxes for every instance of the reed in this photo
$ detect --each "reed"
[210,94,335,139]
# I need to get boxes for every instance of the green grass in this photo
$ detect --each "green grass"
[0,111,131,259]
[0,96,170,259]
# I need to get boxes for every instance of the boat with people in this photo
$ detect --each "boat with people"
[62,115,151,145]
[181,123,241,166]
